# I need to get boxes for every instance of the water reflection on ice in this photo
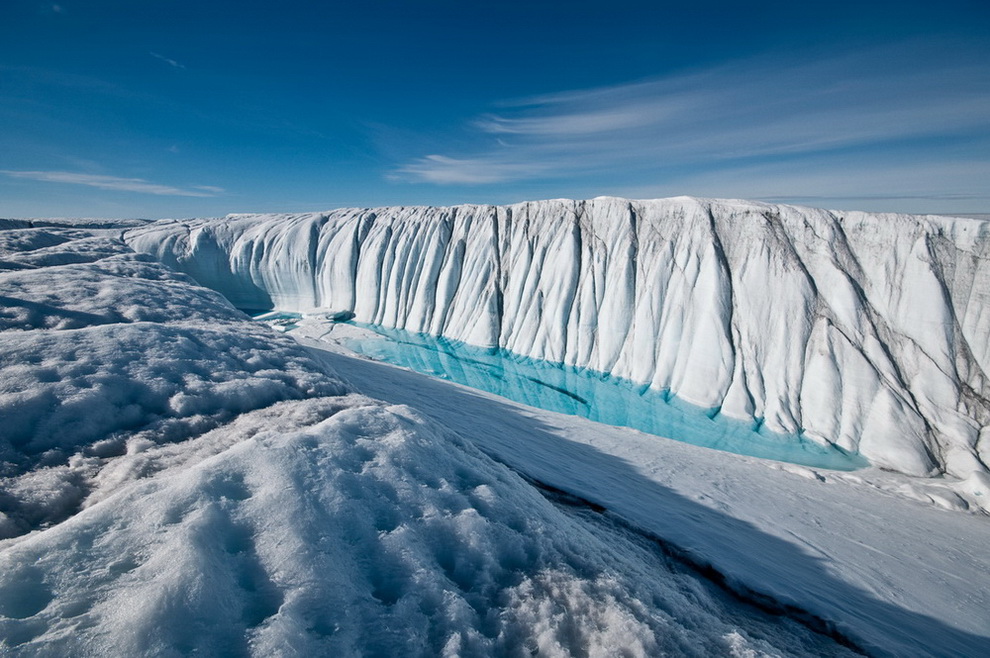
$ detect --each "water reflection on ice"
[343,323,867,471]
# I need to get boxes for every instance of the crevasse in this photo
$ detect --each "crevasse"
[125,196,990,477]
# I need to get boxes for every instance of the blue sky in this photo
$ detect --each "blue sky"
[1,1,988,218]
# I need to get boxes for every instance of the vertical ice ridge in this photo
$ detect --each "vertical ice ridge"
[124,198,990,477]
[490,205,506,348]
[704,203,736,415]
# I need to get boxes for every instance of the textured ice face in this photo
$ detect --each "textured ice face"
[126,197,990,477]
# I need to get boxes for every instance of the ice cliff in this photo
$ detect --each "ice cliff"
[126,197,990,477]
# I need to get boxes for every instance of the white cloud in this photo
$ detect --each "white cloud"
[394,42,990,194]
[150,52,186,70]
[1,170,224,197]
[192,185,225,194]
[394,155,548,185]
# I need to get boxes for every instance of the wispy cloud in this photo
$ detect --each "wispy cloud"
[394,42,990,197]
[394,155,549,185]
[150,52,185,70]
[1,170,224,197]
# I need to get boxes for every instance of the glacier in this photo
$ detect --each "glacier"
[127,196,990,478]
[3,212,990,655]
[0,218,870,656]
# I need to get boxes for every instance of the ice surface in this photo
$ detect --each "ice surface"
[3,217,989,656]
[126,197,990,477]
[0,221,862,656]
[341,323,866,470]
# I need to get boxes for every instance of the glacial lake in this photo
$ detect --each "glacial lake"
[337,322,868,471]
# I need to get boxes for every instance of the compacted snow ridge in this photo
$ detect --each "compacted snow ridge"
[125,197,990,479]
[0,223,345,539]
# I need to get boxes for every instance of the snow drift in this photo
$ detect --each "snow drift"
[126,197,990,477]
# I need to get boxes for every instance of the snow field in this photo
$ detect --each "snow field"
[3,209,990,656]
[300,329,990,657]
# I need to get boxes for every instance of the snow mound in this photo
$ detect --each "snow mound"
[0,397,854,656]
[0,226,344,537]
[126,198,990,477]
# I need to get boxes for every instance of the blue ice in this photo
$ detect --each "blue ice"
[342,324,868,471]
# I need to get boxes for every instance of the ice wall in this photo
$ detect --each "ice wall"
[125,197,990,477]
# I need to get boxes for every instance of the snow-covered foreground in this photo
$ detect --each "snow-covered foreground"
[6,391,865,656]
[2,213,989,656]
[0,221,343,537]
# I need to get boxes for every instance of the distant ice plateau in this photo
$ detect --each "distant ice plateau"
[127,196,990,478]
